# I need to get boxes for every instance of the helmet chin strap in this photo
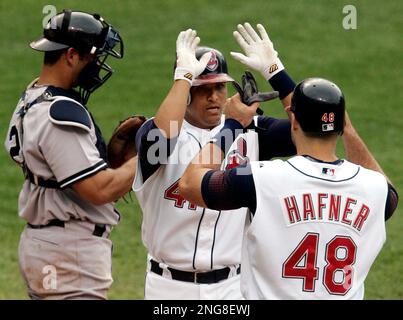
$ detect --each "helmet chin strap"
[187,93,191,106]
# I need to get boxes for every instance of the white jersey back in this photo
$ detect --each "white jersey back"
[244,156,388,299]
[133,117,258,271]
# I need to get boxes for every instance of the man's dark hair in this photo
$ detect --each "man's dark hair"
[44,48,90,65]
[302,131,341,139]
[44,49,68,65]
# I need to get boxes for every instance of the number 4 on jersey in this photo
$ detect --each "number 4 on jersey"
[164,179,197,210]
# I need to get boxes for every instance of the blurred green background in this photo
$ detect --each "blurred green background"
[0,0,401,299]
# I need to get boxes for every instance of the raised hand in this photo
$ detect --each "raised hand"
[231,23,284,80]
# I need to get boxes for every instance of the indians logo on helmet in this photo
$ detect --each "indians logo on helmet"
[206,51,218,71]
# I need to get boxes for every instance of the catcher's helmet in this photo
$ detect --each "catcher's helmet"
[192,46,234,86]
[290,78,345,134]
[30,9,123,104]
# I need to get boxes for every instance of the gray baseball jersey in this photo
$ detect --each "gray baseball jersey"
[5,80,119,226]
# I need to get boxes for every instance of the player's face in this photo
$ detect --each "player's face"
[186,82,227,129]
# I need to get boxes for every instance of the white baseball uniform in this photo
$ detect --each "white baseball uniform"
[133,116,259,299]
[242,156,388,299]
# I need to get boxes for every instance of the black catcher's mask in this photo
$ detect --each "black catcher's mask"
[30,9,124,104]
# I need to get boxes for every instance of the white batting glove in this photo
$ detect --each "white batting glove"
[230,23,284,81]
[174,29,211,85]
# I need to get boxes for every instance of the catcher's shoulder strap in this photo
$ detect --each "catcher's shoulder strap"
[48,98,92,132]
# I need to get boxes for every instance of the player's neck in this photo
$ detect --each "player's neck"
[296,139,338,162]
[36,65,73,90]
[184,114,217,130]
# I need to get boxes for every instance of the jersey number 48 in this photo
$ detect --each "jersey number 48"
[282,233,357,295]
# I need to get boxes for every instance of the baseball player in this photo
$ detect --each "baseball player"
[180,76,399,299]
[133,29,296,299]
[4,10,135,299]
